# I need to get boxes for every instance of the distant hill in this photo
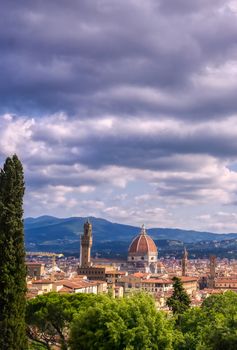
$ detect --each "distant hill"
[24,215,237,255]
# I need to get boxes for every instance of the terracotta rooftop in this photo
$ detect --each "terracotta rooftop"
[32,279,53,284]
[180,276,198,282]
[132,272,150,278]
[141,279,172,284]
[215,279,237,283]
[202,288,225,294]
[56,279,104,290]
[58,287,73,293]
[128,226,157,255]
[26,262,44,265]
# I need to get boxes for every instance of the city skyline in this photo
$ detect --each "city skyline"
[1,1,237,232]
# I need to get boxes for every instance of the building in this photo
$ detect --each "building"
[156,261,166,274]
[80,220,93,267]
[180,276,198,296]
[119,273,173,294]
[181,248,188,276]
[26,262,45,280]
[127,225,158,273]
[78,220,107,279]
[29,277,108,296]
[208,255,216,288]
[214,278,237,290]
[78,266,106,280]
[30,280,54,293]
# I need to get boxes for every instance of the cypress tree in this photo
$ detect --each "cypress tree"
[166,276,191,315]
[0,155,27,349]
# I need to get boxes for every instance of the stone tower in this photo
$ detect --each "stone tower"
[80,220,93,267]
[182,247,188,276]
[209,255,216,288]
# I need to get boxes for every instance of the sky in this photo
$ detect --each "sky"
[1,0,237,232]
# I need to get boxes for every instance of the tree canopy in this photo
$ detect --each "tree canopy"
[178,291,237,350]
[25,289,237,350]
[27,292,175,350]
[26,292,104,349]
[69,293,174,350]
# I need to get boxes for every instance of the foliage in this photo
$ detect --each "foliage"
[25,286,237,350]
[29,342,48,350]
[0,155,27,349]
[166,277,191,316]
[69,293,174,350]
[200,291,237,350]
[27,292,175,349]
[176,291,237,350]
[26,292,103,349]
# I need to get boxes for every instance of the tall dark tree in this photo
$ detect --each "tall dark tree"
[167,277,191,316]
[0,155,27,349]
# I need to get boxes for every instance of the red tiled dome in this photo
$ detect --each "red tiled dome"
[128,226,157,255]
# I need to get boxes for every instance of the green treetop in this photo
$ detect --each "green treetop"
[177,291,237,350]
[69,293,174,350]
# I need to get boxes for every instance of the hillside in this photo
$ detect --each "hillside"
[24,216,237,256]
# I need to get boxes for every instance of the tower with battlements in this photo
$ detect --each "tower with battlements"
[80,220,93,267]
[78,220,109,281]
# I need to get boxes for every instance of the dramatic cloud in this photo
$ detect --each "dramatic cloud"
[1,0,237,118]
[1,0,237,232]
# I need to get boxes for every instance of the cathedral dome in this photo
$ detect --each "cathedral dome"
[128,225,157,255]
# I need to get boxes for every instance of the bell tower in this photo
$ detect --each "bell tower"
[80,220,93,267]
[182,247,188,276]
[209,255,216,288]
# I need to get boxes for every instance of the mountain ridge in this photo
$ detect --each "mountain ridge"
[24,215,237,245]
[24,216,237,258]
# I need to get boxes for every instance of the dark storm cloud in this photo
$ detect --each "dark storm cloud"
[1,0,237,118]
